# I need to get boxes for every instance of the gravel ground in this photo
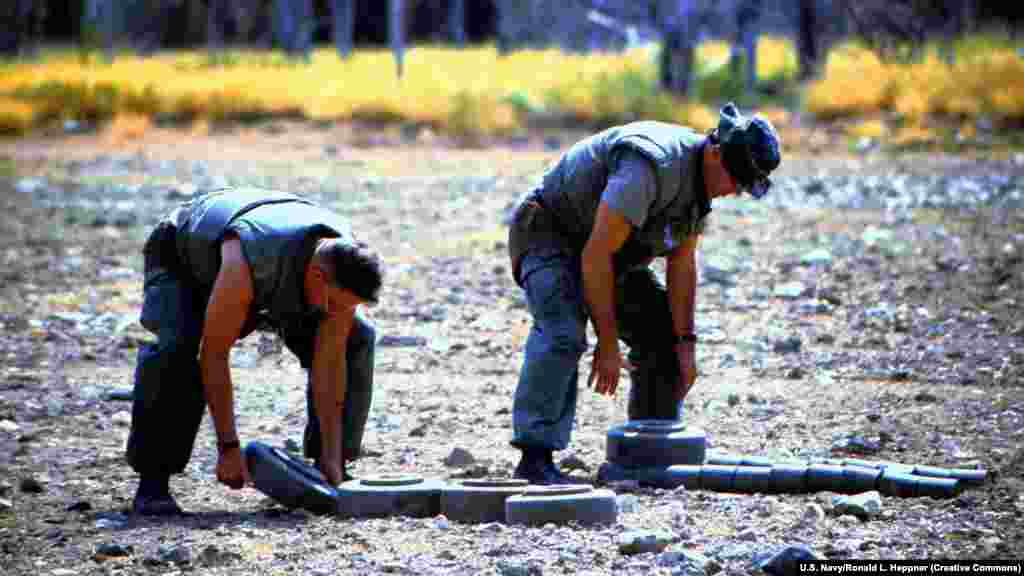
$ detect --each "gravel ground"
[0,125,1022,575]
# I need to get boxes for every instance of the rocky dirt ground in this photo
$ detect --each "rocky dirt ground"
[0,122,1022,575]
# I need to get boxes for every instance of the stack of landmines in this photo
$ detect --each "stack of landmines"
[601,454,987,498]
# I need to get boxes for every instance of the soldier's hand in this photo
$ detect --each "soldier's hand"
[588,340,623,397]
[216,445,249,490]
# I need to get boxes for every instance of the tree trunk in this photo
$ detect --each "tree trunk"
[449,0,465,46]
[330,0,354,58]
[659,0,696,96]
[797,0,818,81]
[390,0,404,78]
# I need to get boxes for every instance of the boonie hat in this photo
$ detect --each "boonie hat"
[716,102,781,199]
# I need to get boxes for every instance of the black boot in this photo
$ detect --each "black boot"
[132,474,184,516]
[543,451,588,485]
[514,447,572,485]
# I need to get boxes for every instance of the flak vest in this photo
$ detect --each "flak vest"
[511,121,709,282]
[173,187,357,366]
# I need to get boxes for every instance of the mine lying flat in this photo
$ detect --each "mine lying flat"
[606,420,706,468]
[505,485,617,526]
[336,473,446,518]
[440,478,529,524]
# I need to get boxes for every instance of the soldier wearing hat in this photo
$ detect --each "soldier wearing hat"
[127,188,383,515]
[506,103,781,484]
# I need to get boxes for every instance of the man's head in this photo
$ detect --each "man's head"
[704,102,781,200]
[305,238,383,315]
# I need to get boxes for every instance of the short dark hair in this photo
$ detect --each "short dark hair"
[316,239,383,304]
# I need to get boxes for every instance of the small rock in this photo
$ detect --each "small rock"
[378,335,427,348]
[105,389,134,402]
[757,545,819,575]
[831,434,880,455]
[443,447,475,468]
[111,411,132,426]
[284,438,302,453]
[0,420,18,433]
[432,514,451,530]
[51,569,76,576]
[497,559,541,576]
[800,248,833,266]
[772,336,802,355]
[19,477,44,494]
[702,262,737,285]
[727,393,741,407]
[913,391,938,403]
[67,501,92,512]
[616,494,639,514]
[803,503,826,524]
[15,177,47,195]
[659,549,716,575]
[559,454,590,473]
[0,498,12,512]
[94,542,134,560]
[832,491,882,520]
[773,282,807,300]
[736,527,758,541]
[199,545,241,566]
[617,530,674,555]
[158,544,192,566]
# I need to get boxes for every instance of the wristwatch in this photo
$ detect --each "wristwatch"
[674,333,698,344]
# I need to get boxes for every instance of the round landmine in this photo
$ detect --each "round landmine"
[606,420,706,469]
[440,478,529,524]
[740,455,774,468]
[917,466,987,485]
[505,484,617,526]
[806,464,846,493]
[705,453,744,466]
[733,465,773,494]
[842,465,882,494]
[916,476,960,499]
[700,465,737,492]
[878,470,918,498]
[769,463,808,494]
[243,441,339,515]
[336,473,446,518]
[663,465,702,490]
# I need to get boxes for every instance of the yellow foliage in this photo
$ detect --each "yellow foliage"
[807,40,1024,125]
[104,113,152,143]
[846,118,887,139]
[0,97,35,135]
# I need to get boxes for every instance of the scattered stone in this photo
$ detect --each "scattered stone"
[801,248,833,266]
[617,530,674,555]
[702,261,737,285]
[832,491,882,520]
[0,420,18,433]
[497,559,541,576]
[93,542,134,561]
[111,411,132,426]
[283,438,302,453]
[0,498,12,513]
[616,494,639,514]
[658,550,717,575]
[15,177,47,195]
[773,282,807,300]
[378,335,427,348]
[432,514,451,530]
[772,336,802,355]
[736,527,758,541]
[831,434,880,455]
[443,447,476,468]
[199,545,242,566]
[67,501,92,512]
[19,477,44,494]
[913,391,939,403]
[727,393,741,407]
[798,300,833,315]
[803,503,826,524]
[157,544,192,566]
[105,389,134,402]
[757,545,819,575]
